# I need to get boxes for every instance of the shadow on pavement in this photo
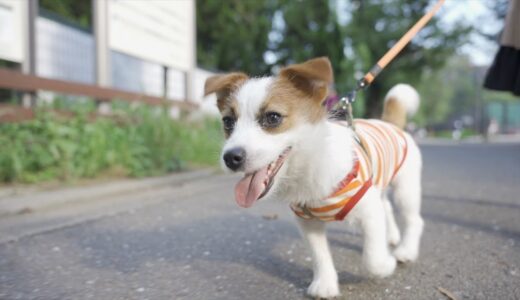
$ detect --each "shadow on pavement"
[65,214,364,289]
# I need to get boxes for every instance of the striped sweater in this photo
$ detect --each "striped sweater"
[291,119,408,221]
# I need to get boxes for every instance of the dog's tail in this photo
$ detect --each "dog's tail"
[381,83,420,129]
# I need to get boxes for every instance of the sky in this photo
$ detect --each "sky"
[440,0,503,66]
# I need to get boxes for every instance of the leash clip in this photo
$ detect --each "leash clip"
[338,77,368,128]
[338,94,355,129]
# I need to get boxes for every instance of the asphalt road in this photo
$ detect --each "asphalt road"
[1,142,519,300]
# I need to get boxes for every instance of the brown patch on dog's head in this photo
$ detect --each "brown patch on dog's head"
[204,72,248,113]
[279,57,333,104]
[258,57,334,134]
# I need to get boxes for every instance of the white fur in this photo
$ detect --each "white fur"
[221,77,291,173]
[276,121,354,207]
[221,81,424,299]
[385,83,420,115]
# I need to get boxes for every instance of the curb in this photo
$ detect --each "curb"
[0,169,217,217]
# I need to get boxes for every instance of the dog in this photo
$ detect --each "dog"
[204,57,423,299]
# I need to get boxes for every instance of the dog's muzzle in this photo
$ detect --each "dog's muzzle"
[223,147,246,171]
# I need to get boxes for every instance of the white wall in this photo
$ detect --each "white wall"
[108,0,195,71]
[0,0,24,62]
[35,16,187,100]
[3,1,206,114]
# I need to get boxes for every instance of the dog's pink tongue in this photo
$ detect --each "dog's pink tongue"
[235,167,268,208]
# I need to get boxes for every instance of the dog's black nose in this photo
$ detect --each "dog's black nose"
[223,147,246,171]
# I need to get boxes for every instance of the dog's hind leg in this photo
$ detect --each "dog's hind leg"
[391,139,424,263]
[296,218,340,299]
[383,191,401,246]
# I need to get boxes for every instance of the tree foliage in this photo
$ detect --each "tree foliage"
[269,0,344,77]
[39,0,92,29]
[196,0,472,117]
[415,55,476,127]
[414,53,520,129]
[196,0,277,75]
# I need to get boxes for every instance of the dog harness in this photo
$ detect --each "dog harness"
[291,119,408,221]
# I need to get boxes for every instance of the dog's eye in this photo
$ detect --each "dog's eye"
[262,112,283,128]
[222,116,236,132]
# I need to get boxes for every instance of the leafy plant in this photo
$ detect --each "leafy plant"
[0,103,223,183]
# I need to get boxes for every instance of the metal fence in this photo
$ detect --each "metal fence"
[0,6,205,122]
[36,14,95,85]
[36,13,186,100]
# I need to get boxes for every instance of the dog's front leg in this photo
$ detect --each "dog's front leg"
[296,217,340,299]
[359,190,397,277]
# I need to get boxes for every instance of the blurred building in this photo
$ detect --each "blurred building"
[0,0,217,114]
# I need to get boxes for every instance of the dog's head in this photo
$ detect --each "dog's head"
[204,57,333,208]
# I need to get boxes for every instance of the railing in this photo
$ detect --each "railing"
[0,68,198,111]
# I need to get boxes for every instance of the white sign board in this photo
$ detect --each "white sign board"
[0,0,24,62]
[108,0,195,71]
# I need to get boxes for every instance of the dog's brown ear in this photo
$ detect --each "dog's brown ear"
[204,72,249,98]
[279,57,334,103]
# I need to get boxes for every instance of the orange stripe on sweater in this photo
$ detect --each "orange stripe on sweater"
[377,123,399,186]
[357,120,405,187]
[309,195,352,213]
[362,126,385,186]
[331,180,362,198]
[355,146,370,181]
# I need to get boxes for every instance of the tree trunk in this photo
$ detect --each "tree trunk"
[364,83,384,119]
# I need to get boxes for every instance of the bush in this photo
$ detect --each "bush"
[0,104,223,183]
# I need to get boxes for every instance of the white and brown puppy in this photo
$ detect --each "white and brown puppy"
[204,57,423,299]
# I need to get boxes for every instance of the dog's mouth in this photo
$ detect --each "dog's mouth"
[234,147,292,208]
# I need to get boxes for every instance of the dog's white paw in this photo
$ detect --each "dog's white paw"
[393,244,418,263]
[366,255,396,278]
[307,275,340,299]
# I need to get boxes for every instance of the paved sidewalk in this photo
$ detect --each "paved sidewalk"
[0,142,519,299]
[0,170,217,244]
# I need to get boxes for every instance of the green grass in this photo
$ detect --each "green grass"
[0,103,223,184]
[432,129,479,139]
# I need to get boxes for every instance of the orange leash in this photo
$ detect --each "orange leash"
[361,0,446,85]
[338,0,446,126]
